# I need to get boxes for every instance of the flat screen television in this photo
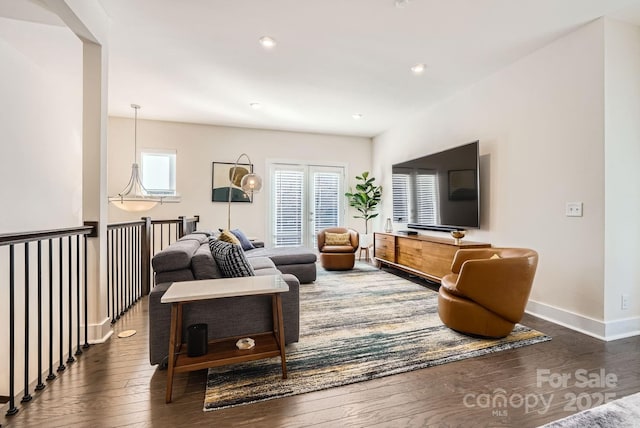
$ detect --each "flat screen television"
[391,141,479,231]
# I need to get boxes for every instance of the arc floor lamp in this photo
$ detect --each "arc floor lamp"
[227,153,263,230]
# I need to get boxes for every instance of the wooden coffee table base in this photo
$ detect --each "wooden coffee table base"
[162,276,288,403]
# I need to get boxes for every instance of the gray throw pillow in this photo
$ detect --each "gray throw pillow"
[208,239,255,278]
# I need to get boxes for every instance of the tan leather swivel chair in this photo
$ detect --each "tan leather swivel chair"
[438,248,538,338]
[317,227,359,270]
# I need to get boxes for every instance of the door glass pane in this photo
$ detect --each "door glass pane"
[272,169,304,247]
[312,171,341,248]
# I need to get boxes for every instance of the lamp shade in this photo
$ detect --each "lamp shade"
[240,173,263,193]
[108,162,159,212]
[111,198,159,212]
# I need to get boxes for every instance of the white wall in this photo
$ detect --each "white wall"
[107,118,372,238]
[0,17,82,233]
[0,17,82,396]
[603,19,640,333]
[374,20,613,335]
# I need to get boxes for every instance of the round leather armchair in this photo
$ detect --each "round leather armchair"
[317,227,359,270]
[438,248,538,338]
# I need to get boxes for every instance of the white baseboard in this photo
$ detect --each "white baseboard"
[87,317,113,344]
[603,317,640,340]
[526,300,640,341]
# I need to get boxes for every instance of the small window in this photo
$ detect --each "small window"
[140,149,177,196]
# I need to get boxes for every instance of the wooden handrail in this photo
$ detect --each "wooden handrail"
[0,224,96,246]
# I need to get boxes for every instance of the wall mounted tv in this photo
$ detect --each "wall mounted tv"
[391,141,479,231]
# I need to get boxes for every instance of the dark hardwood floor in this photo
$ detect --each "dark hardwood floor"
[2,270,639,428]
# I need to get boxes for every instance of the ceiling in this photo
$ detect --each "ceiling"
[6,1,640,137]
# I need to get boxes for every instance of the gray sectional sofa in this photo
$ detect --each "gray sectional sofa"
[148,233,317,366]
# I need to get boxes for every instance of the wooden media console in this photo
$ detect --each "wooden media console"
[373,232,491,283]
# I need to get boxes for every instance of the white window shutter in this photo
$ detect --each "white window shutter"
[313,171,341,247]
[273,169,304,247]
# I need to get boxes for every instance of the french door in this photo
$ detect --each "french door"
[269,163,345,249]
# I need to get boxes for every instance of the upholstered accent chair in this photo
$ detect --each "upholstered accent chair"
[437,248,538,338]
[317,227,359,270]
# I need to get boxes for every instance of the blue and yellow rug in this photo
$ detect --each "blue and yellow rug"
[204,263,551,411]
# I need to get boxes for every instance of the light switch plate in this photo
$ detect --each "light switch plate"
[566,202,583,217]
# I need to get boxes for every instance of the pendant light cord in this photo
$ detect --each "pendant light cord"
[134,105,137,160]
[131,104,140,163]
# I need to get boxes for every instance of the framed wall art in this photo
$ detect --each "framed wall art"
[211,161,254,203]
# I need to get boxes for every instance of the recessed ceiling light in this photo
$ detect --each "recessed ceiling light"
[411,63,426,75]
[250,102,262,110]
[259,36,276,49]
[352,113,363,120]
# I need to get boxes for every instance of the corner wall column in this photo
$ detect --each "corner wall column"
[82,40,110,342]
[42,0,111,342]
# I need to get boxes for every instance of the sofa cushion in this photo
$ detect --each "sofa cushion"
[321,245,356,253]
[248,257,277,271]
[231,228,255,251]
[192,243,222,279]
[151,239,202,272]
[154,269,195,285]
[209,239,255,278]
[245,246,317,265]
[254,267,281,276]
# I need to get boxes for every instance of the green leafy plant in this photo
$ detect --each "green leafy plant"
[345,171,382,234]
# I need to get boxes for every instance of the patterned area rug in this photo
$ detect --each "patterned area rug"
[204,263,551,411]
[540,391,640,427]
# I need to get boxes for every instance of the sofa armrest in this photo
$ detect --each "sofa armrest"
[148,282,173,366]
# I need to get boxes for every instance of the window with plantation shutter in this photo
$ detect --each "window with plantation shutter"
[272,169,304,247]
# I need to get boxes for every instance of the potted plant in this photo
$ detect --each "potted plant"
[345,171,382,247]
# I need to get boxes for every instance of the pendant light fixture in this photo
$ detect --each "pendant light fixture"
[108,104,179,212]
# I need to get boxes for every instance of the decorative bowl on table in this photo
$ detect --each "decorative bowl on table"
[450,230,466,245]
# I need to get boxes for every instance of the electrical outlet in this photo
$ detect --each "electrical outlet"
[621,294,630,310]
[565,202,583,217]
